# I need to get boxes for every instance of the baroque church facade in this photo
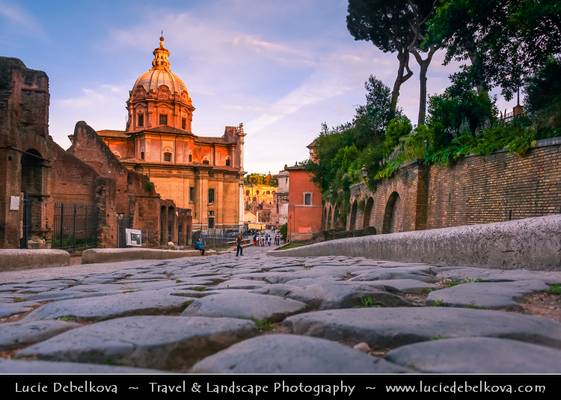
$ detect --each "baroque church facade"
[97,36,245,232]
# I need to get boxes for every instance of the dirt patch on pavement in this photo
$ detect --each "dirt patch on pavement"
[519,292,561,323]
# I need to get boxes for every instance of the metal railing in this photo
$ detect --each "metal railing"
[52,203,97,251]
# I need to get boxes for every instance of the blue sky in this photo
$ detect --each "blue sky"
[1,0,516,173]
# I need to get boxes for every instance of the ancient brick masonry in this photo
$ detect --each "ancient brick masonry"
[335,139,561,234]
[0,56,190,250]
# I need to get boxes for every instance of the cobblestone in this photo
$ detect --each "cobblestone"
[1,246,560,372]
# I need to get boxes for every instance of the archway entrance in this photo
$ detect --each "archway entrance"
[20,149,44,248]
[349,200,358,231]
[382,192,400,234]
[363,197,374,229]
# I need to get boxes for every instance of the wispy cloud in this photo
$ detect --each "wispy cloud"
[0,1,45,37]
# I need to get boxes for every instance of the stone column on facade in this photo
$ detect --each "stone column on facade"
[195,169,209,231]
[216,173,224,229]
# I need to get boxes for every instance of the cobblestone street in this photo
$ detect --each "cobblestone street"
[2,247,561,373]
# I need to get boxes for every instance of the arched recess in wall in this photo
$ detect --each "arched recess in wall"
[350,200,358,231]
[382,192,401,234]
[363,197,374,229]
[20,149,45,248]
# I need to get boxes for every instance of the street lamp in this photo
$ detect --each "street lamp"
[361,166,368,182]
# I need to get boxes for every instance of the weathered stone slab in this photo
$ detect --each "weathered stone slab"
[0,320,79,350]
[284,307,561,349]
[0,302,37,318]
[82,248,214,264]
[427,280,549,309]
[271,216,561,270]
[253,282,408,309]
[359,279,438,294]
[17,316,257,370]
[214,279,266,290]
[182,292,307,321]
[0,249,70,271]
[0,359,161,373]
[25,289,195,321]
[386,337,561,372]
[351,267,435,283]
[191,334,408,373]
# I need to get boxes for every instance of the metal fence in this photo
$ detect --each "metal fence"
[52,203,97,251]
[191,225,243,249]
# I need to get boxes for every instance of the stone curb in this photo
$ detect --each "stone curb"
[270,215,561,270]
[81,248,216,264]
[0,249,70,271]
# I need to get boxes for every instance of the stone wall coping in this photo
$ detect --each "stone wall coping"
[271,215,561,271]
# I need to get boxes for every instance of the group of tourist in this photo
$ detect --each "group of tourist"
[252,232,281,247]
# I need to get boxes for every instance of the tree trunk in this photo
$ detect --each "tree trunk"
[411,47,437,126]
[418,61,428,126]
[391,50,413,113]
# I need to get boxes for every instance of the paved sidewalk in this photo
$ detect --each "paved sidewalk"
[1,246,561,373]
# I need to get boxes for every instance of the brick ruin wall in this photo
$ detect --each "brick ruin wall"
[343,139,561,234]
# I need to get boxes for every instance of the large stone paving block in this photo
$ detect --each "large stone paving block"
[385,337,561,373]
[16,316,257,370]
[357,279,438,294]
[0,359,161,373]
[0,320,79,350]
[426,280,549,309]
[351,267,435,283]
[191,334,409,373]
[182,292,307,321]
[283,307,561,349]
[0,302,38,318]
[24,289,195,321]
[253,282,409,309]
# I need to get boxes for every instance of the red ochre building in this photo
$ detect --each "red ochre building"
[96,36,245,233]
[286,164,323,242]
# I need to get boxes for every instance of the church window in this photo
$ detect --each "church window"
[164,152,172,162]
[140,151,145,160]
[182,118,187,130]
[245,190,250,196]
[160,114,168,125]
[208,188,215,204]
[225,157,231,166]
[138,113,144,127]
[188,153,192,162]
[203,159,210,165]
[189,186,195,202]
[266,191,270,194]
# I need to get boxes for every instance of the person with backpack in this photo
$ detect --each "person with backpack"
[236,233,244,256]
[195,237,205,256]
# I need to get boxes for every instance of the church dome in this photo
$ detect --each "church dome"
[131,35,190,99]
[133,68,188,96]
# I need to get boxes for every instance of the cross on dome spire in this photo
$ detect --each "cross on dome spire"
[152,32,170,71]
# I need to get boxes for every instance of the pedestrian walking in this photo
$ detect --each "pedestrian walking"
[195,237,205,256]
[236,233,243,256]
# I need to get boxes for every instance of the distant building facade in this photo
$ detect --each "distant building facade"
[243,173,278,227]
[274,170,289,226]
[0,56,189,250]
[286,165,322,241]
[96,36,245,233]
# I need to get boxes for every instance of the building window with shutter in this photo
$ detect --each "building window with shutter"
[304,192,312,206]
[189,186,195,202]
[208,188,215,204]
[159,114,168,125]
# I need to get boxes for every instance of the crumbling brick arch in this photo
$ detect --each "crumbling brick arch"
[349,199,358,231]
[383,191,401,233]
[363,196,374,229]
